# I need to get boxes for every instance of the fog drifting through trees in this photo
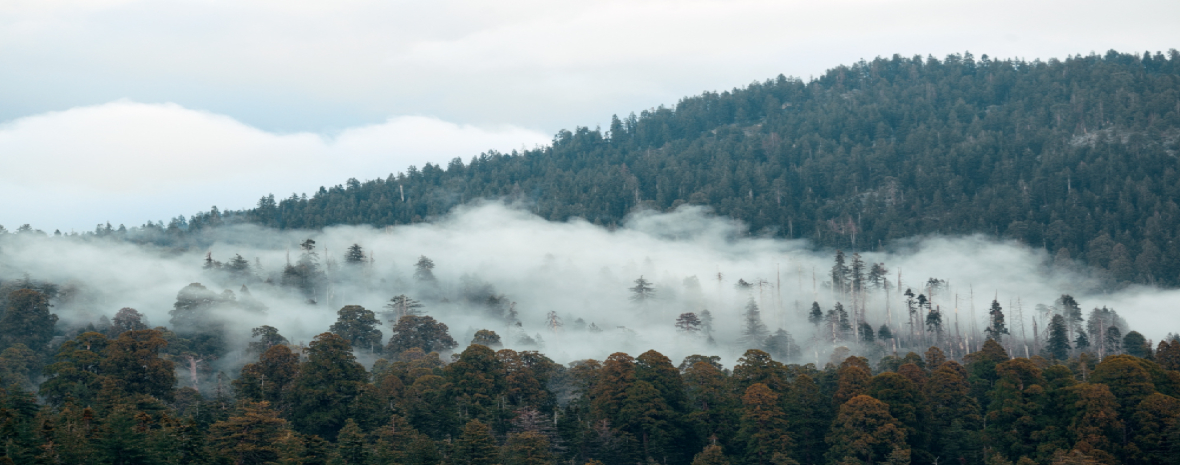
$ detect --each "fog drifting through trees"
[2,202,1177,373]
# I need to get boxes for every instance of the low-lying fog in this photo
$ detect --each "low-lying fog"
[2,203,1177,369]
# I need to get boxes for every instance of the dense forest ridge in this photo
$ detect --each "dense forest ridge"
[5,50,1180,288]
[1,281,1180,464]
[3,230,1180,464]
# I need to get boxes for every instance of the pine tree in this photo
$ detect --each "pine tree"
[691,444,731,465]
[501,430,554,465]
[738,383,793,465]
[0,289,58,353]
[831,250,850,295]
[329,305,384,353]
[344,244,365,264]
[700,309,715,336]
[470,329,502,348]
[207,401,288,465]
[384,294,425,321]
[1123,331,1150,358]
[455,419,499,465]
[985,299,1010,342]
[413,256,436,282]
[385,315,458,355]
[1046,314,1072,360]
[825,395,909,465]
[808,302,823,328]
[333,418,369,465]
[630,276,656,304]
[1105,326,1123,355]
[676,313,703,333]
[741,299,770,349]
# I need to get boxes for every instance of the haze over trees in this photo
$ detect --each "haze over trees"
[162,49,1180,289]
[1,49,1180,464]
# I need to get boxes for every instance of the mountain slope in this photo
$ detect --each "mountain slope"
[197,50,1180,287]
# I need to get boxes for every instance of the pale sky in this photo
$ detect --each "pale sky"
[2,0,1179,231]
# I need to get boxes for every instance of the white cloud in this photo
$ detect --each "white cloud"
[0,101,550,231]
[1,0,1177,132]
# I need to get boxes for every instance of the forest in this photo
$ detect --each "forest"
[2,220,1180,465]
[2,49,1180,464]
[129,49,1180,289]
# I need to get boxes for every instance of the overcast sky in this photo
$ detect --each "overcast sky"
[2,0,1179,232]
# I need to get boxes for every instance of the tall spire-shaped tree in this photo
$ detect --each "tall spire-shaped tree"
[985,299,1009,343]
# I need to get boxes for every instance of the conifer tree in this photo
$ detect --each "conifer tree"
[738,383,793,465]
[455,419,499,465]
[741,299,770,349]
[676,313,702,333]
[985,299,1010,342]
[470,329,503,348]
[333,418,369,465]
[1123,331,1150,358]
[413,255,436,282]
[502,430,554,465]
[329,305,384,352]
[1046,314,1072,360]
[344,244,365,264]
[691,444,731,465]
[0,289,58,353]
[384,294,425,321]
[808,302,823,328]
[207,401,288,465]
[630,276,656,304]
[825,395,908,465]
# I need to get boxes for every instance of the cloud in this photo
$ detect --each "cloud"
[1,0,1178,132]
[0,101,550,231]
[2,203,1176,369]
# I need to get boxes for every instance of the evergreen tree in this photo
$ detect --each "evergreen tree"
[383,294,425,321]
[413,255,436,282]
[1046,314,1072,360]
[101,329,176,399]
[332,418,369,465]
[738,383,793,465]
[344,244,365,264]
[329,305,384,353]
[247,325,289,353]
[831,250,849,295]
[1124,331,1151,358]
[385,315,458,355]
[985,299,1010,342]
[0,289,58,353]
[741,298,770,349]
[455,419,499,465]
[502,431,554,465]
[208,401,288,465]
[1105,326,1123,355]
[470,329,503,348]
[691,444,731,465]
[825,395,908,465]
[676,312,703,333]
[630,276,656,304]
[289,332,374,440]
[808,302,823,328]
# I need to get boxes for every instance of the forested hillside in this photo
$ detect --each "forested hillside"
[4,279,1180,465]
[179,50,1180,287]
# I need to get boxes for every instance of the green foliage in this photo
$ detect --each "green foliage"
[0,289,58,354]
[385,315,458,355]
[194,51,1180,288]
[329,305,383,353]
[288,332,375,440]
